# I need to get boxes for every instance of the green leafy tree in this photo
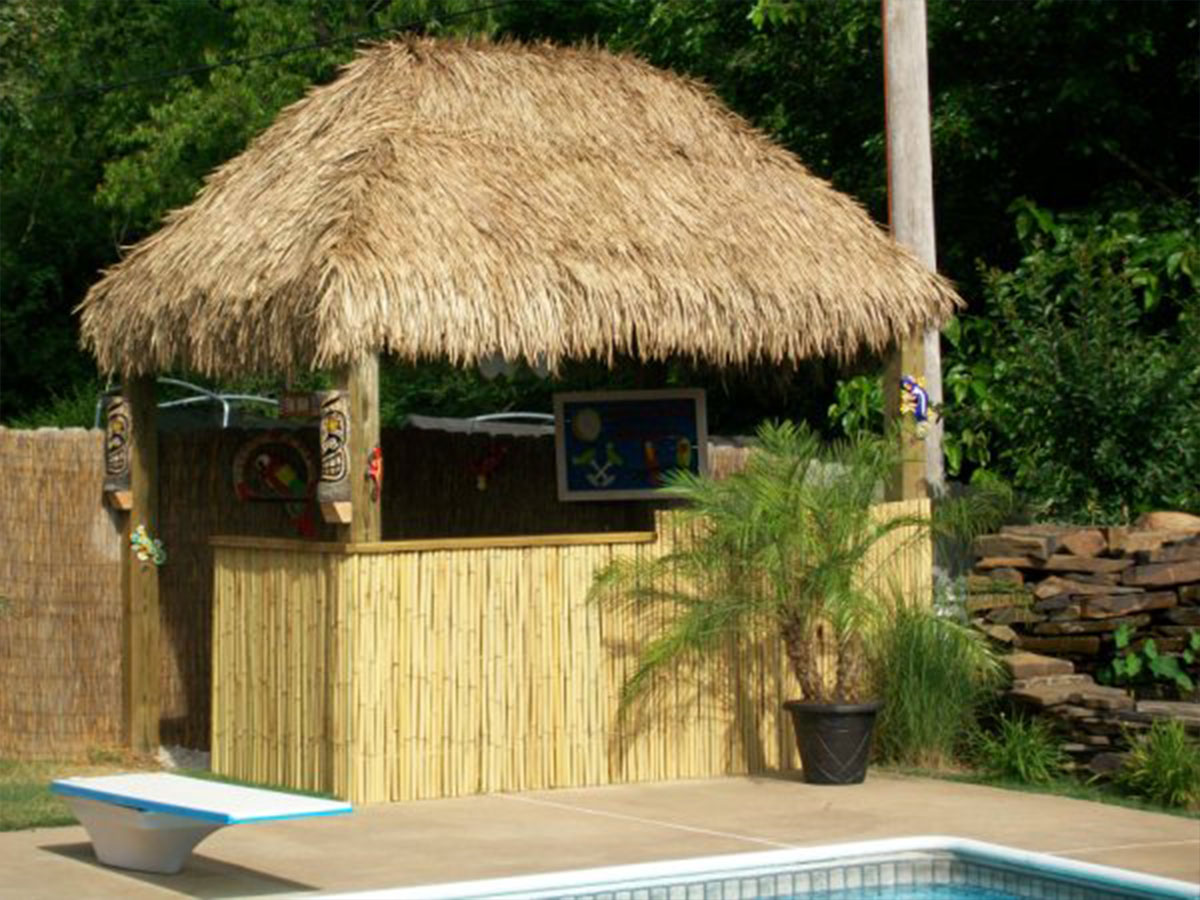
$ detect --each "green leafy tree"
[1,0,228,417]
[830,200,1199,521]
[946,202,1200,521]
[3,0,1197,443]
[0,0,498,421]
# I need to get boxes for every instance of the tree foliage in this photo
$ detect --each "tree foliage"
[946,202,1200,521]
[0,0,498,419]
[832,200,1199,521]
[2,0,1197,526]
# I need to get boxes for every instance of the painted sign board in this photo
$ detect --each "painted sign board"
[554,389,708,501]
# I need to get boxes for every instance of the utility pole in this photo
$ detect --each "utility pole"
[882,0,945,500]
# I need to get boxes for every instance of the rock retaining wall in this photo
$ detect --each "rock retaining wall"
[968,513,1200,774]
[1004,651,1200,774]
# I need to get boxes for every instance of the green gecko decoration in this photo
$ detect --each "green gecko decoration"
[130,524,166,568]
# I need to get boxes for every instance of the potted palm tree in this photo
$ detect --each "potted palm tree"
[591,420,929,785]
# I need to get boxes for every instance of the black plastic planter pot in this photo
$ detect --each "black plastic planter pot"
[783,699,881,785]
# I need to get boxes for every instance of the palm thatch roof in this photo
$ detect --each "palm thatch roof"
[79,38,960,379]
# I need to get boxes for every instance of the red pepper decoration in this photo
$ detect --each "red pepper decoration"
[366,445,383,502]
[470,442,509,491]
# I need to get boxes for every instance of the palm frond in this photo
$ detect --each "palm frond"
[593,419,953,707]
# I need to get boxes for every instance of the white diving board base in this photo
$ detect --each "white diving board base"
[52,773,352,875]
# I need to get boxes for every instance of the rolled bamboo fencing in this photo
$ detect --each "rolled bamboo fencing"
[211,499,931,804]
[0,428,124,758]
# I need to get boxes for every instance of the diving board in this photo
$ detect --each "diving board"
[52,773,352,874]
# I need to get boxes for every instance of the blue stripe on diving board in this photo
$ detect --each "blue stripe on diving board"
[50,781,352,825]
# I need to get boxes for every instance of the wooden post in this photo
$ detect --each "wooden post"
[883,342,926,501]
[335,355,381,543]
[883,0,942,500]
[124,375,160,751]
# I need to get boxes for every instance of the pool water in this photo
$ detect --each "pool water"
[552,855,1169,900]
[799,887,1051,900]
[345,836,1197,900]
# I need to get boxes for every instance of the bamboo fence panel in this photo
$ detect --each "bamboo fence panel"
[211,546,337,793]
[211,497,930,805]
[865,498,934,603]
[0,428,124,758]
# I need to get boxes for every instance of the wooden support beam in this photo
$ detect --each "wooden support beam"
[336,355,381,543]
[123,376,160,751]
[883,339,926,501]
[883,0,940,501]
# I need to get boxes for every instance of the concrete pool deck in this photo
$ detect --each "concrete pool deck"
[2,772,1197,898]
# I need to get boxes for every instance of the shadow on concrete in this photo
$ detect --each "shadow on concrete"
[42,842,320,897]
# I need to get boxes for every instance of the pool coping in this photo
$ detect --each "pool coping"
[323,835,1199,899]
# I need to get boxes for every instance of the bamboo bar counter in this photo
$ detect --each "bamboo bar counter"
[210,503,930,805]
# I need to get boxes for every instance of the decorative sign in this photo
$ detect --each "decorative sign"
[554,389,708,501]
[103,395,131,494]
[317,390,350,505]
[232,432,317,503]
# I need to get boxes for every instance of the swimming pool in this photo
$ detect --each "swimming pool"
[329,836,1198,900]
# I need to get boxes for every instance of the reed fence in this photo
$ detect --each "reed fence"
[211,499,930,804]
[0,428,124,758]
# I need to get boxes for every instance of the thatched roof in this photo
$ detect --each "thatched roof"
[79,38,960,378]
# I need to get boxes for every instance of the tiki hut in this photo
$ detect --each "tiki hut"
[79,37,959,379]
[75,38,955,776]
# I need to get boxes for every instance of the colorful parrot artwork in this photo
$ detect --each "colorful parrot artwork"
[231,434,320,536]
[256,453,307,499]
[470,442,509,491]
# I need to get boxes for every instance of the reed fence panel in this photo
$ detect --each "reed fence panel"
[0,428,124,758]
[212,498,929,804]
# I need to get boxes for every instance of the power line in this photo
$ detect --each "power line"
[35,0,517,104]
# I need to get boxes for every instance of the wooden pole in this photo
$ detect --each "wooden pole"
[336,355,382,544]
[882,343,925,501]
[882,0,942,500]
[124,375,160,751]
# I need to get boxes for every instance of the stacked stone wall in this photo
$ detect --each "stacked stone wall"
[968,513,1200,774]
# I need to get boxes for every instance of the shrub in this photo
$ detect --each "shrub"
[591,421,923,709]
[1097,624,1199,698]
[944,202,1200,521]
[4,378,105,429]
[873,599,1003,769]
[972,714,1066,784]
[1114,720,1200,810]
